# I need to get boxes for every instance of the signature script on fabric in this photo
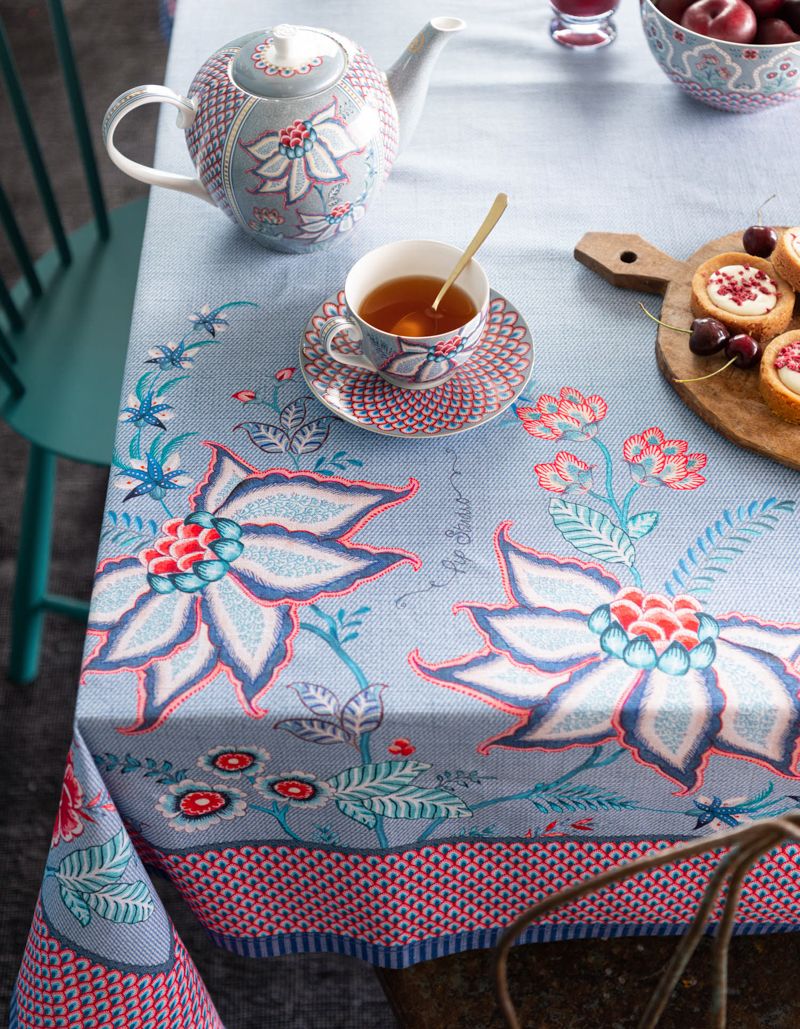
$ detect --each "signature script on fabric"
[396,447,472,608]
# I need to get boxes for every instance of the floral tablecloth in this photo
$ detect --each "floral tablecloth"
[13,0,800,1026]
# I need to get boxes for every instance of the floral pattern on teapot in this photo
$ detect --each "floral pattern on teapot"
[104,20,464,253]
[184,42,395,253]
[241,99,361,207]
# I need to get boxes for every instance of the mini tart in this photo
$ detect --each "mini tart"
[772,228,800,292]
[759,331,800,424]
[690,252,794,343]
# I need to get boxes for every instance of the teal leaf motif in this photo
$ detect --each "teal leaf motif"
[84,881,154,924]
[665,498,796,599]
[56,830,131,894]
[335,797,377,829]
[273,718,354,746]
[55,830,154,927]
[364,784,471,821]
[133,371,153,402]
[155,375,189,397]
[328,760,426,799]
[313,824,341,846]
[626,510,660,541]
[59,886,91,926]
[158,430,198,463]
[314,451,363,476]
[100,511,159,553]
[529,783,634,814]
[329,761,470,824]
[549,499,635,567]
[93,752,188,786]
[340,684,386,738]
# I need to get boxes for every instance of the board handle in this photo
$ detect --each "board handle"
[574,233,687,296]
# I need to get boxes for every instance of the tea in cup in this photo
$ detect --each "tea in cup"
[319,240,489,389]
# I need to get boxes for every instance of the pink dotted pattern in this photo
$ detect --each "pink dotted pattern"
[343,48,399,178]
[302,292,532,436]
[14,903,221,1028]
[142,838,800,949]
[664,71,800,113]
[186,49,245,215]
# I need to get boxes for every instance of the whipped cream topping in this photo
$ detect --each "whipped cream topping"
[775,340,800,397]
[706,264,778,317]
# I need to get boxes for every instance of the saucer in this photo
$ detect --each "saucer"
[300,289,534,438]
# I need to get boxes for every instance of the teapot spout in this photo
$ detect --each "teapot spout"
[386,17,465,155]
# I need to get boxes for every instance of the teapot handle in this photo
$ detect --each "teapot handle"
[103,85,212,203]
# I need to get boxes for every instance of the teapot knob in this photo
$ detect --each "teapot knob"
[272,23,300,63]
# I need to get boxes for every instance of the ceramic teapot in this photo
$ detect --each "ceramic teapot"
[103,18,464,253]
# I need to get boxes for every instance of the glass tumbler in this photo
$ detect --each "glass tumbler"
[550,0,620,49]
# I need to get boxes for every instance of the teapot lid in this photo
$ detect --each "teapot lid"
[231,24,347,99]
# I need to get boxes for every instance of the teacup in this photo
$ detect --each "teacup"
[319,240,490,390]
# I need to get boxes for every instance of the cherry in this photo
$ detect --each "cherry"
[724,332,761,368]
[743,193,777,258]
[689,317,729,355]
[677,333,761,383]
[743,224,778,258]
[640,304,730,355]
[784,0,800,33]
[748,0,782,15]
[755,16,800,43]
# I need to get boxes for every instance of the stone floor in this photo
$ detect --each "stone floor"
[1,2,799,1027]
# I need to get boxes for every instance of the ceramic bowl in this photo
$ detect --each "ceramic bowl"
[640,0,800,113]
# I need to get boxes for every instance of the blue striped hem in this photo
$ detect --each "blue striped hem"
[205,919,800,969]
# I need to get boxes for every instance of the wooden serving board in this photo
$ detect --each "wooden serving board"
[574,229,800,473]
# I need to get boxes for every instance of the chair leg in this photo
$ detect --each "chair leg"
[10,445,56,683]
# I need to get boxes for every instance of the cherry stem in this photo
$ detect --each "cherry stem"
[676,356,737,383]
[639,303,690,335]
[757,193,776,227]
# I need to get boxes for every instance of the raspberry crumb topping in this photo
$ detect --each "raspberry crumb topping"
[706,264,778,317]
[775,341,800,373]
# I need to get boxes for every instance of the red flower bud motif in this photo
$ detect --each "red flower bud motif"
[432,335,464,359]
[141,518,223,578]
[329,201,352,220]
[570,817,594,831]
[534,451,593,494]
[51,750,86,847]
[232,389,256,403]
[518,387,608,441]
[622,427,706,491]
[387,738,415,757]
[274,367,297,382]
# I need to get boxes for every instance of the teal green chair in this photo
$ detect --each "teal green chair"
[0,1,147,683]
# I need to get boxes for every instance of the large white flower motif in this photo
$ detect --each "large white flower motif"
[241,98,361,205]
[379,312,488,387]
[411,522,800,793]
[85,444,419,732]
[291,200,365,245]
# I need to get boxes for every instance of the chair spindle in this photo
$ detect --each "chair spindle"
[0,324,23,397]
[0,268,22,332]
[46,0,109,240]
[0,14,71,266]
[0,181,42,298]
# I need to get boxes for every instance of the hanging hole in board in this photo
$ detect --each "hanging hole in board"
[620,251,637,264]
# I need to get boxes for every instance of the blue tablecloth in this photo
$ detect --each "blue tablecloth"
[14,1,800,1026]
